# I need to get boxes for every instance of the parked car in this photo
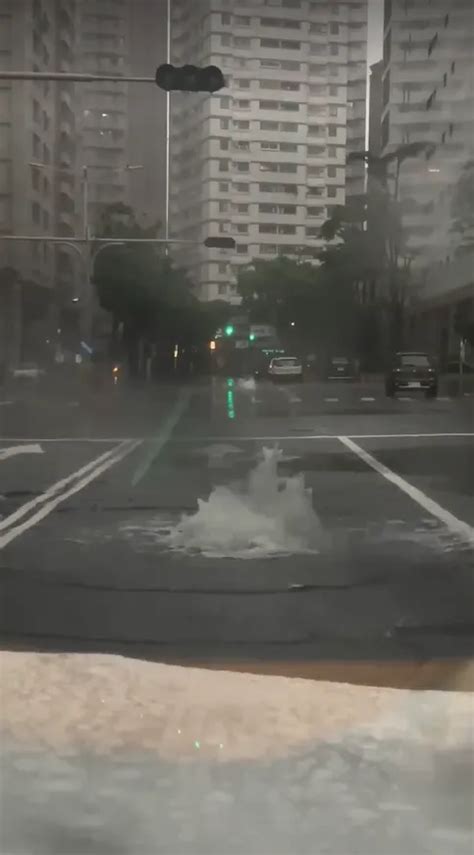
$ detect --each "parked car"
[326,356,359,381]
[268,356,303,381]
[10,362,45,382]
[385,352,438,398]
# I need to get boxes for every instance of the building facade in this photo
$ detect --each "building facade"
[0,0,167,366]
[0,0,80,366]
[381,0,474,360]
[169,0,368,303]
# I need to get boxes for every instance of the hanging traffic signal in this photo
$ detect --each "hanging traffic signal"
[249,332,256,342]
[155,64,225,93]
[225,325,234,336]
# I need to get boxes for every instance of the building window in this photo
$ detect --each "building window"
[308,166,324,177]
[330,23,339,35]
[307,144,325,156]
[307,206,324,217]
[220,96,231,109]
[306,227,320,238]
[218,160,229,172]
[327,166,337,177]
[307,187,324,197]
[327,186,338,198]
[220,139,229,150]
[236,243,248,254]
[234,140,250,150]
[233,203,249,213]
[219,201,229,212]
[329,105,338,116]
[330,44,339,55]
[234,37,251,48]
[235,162,249,172]
[328,126,337,137]
[234,182,249,192]
[221,13,231,25]
[218,284,227,295]
[220,118,230,129]
[236,223,248,233]
[219,182,229,192]
[235,79,251,88]
[235,15,250,26]
[260,17,301,30]
[234,120,250,129]
[235,99,250,109]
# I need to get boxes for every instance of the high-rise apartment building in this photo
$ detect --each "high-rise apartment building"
[0,0,79,366]
[169,0,368,303]
[0,0,166,365]
[381,0,474,265]
[381,0,474,358]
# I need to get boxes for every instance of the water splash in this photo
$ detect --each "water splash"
[163,446,322,558]
[237,377,257,393]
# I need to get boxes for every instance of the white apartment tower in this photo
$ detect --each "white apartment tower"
[0,0,79,365]
[169,0,368,303]
[79,0,131,229]
[381,0,474,266]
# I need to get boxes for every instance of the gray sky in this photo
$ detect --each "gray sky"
[368,0,384,65]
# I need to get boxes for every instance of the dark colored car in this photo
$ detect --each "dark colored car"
[326,356,359,381]
[385,352,438,398]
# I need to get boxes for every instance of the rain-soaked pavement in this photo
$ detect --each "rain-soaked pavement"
[1,377,473,676]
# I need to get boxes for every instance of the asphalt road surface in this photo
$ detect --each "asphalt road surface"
[1,377,473,688]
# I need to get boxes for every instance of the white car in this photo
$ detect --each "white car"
[268,356,303,381]
[11,362,45,381]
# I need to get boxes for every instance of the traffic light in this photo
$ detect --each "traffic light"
[225,325,234,336]
[204,236,235,249]
[249,332,256,342]
[155,64,225,93]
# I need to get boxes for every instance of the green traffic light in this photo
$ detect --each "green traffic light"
[249,333,256,341]
[225,325,234,336]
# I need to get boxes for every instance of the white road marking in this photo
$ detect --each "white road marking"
[437,397,451,402]
[338,436,474,547]
[360,397,375,402]
[0,443,43,461]
[0,401,13,407]
[324,397,339,402]
[398,397,413,401]
[0,437,133,443]
[0,441,135,534]
[0,439,141,549]
[171,432,474,443]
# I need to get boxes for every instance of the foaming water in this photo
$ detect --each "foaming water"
[237,377,257,392]
[163,446,322,558]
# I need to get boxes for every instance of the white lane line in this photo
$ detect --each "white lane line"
[0,439,141,549]
[0,443,43,461]
[338,435,474,547]
[360,397,375,402]
[324,397,339,402]
[169,432,474,443]
[0,441,131,533]
[0,437,134,443]
[437,397,451,402]
[398,397,413,401]
[0,401,13,407]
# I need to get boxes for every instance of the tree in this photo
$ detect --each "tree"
[93,204,196,375]
[237,255,361,354]
[348,141,436,199]
[451,159,474,252]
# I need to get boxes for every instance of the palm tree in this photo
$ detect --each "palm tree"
[348,141,436,200]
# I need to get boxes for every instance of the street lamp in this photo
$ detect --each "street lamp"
[28,161,144,239]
